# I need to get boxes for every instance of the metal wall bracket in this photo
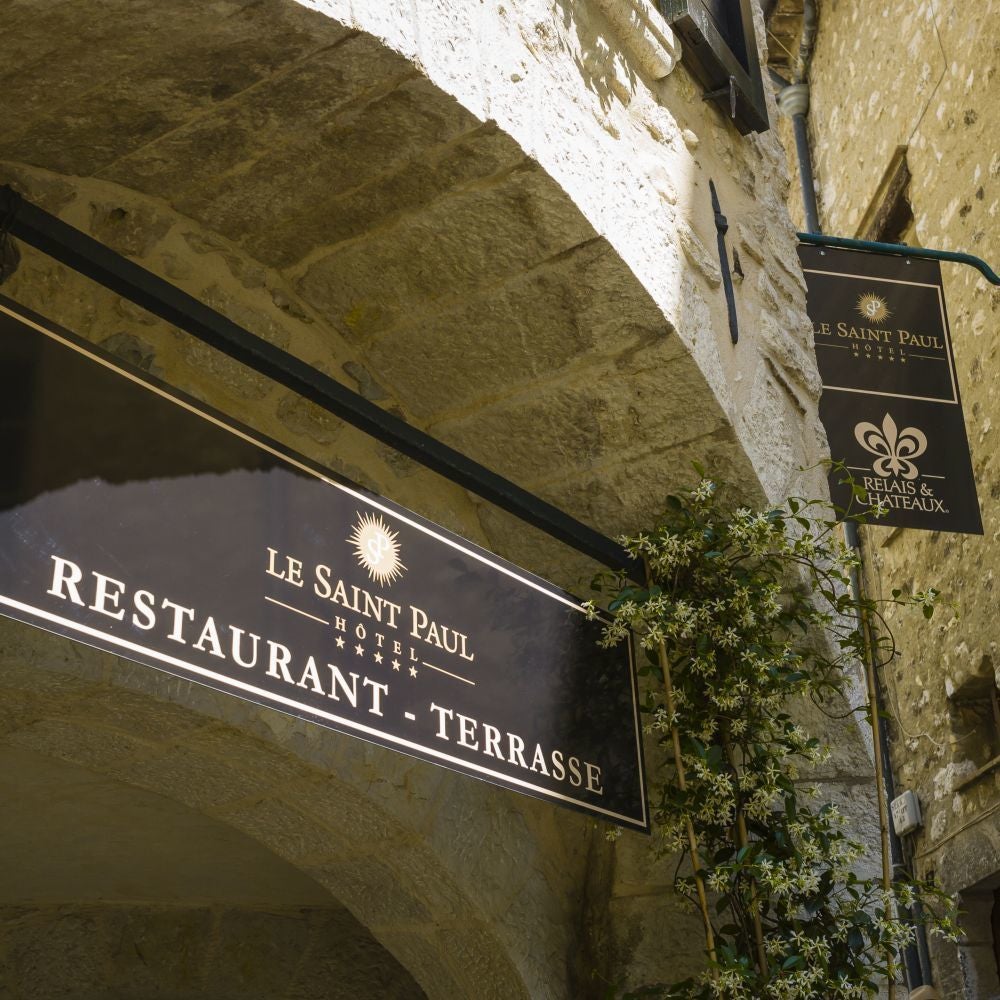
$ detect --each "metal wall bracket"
[710,180,740,344]
[797,231,1000,285]
[703,75,737,119]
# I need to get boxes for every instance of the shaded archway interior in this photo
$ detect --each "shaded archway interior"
[0,745,426,1000]
[0,3,843,998]
[0,621,547,1000]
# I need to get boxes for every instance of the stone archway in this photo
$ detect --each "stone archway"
[1,749,426,1000]
[0,0,817,572]
[0,621,584,999]
[0,1,848,996]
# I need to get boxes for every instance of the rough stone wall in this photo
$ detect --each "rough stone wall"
[310,0,830,506]
[778,1,1000,996]
[0,0,865,996]
[1,904,425,1000]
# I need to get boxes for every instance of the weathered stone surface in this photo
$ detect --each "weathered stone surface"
[246,124,525,270]
[99,331,162,374]
[188,73,478,256]
[0,903,427,1000]
[773,1,1000,992]
[286,908,428,1000]
[103,906,214,993]
[220,795,378,866]
[425,781,538,913]
[1,907,111,999]
[293,777,398,847]
[88,199,173,258]
[538,425,764,537]
[1,3,350,176]
[123,743,281,811]
[305,856,432,925]
[276,389,345,445]
[609,892,707,993]
[294,166,596,343]
[5,717,154,773]
[429,921,532,1000]
[0,0,856,996]
[359,241,681,423]
[431,347,727,488]
[369,928,465,1000]
[63,686,213,745]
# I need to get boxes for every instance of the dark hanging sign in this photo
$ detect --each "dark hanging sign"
[0,296,648,832]
[799,245,982,535]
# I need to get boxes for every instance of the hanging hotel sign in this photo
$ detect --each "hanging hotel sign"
[798,245,982,534]
[0,296,648,832]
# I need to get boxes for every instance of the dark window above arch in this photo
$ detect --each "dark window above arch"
[657,0,770,134]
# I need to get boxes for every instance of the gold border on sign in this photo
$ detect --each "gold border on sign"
[802,268,959,404]
[0,299,649,831]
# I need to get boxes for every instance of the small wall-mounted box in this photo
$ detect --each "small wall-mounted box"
[890,789,922,837]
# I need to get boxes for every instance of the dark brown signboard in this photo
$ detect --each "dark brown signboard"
[0,296,649,832]
[799,245,982,534]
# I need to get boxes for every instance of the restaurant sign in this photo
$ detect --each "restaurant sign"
[799,245,982,534]
[0,296,648,832]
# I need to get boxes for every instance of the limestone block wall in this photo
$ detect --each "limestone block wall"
[1,904,425,1000]
[0,0,866,995]
[778,1,1000,995]
[307,0,830,505]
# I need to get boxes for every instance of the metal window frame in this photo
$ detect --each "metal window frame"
[657,0,770,134]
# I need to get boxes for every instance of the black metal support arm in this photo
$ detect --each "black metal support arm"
[709,180,740,345]
[0,185,641,579]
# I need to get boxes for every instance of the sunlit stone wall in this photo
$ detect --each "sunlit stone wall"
[0,0,864,995]
[777,1,1000,995]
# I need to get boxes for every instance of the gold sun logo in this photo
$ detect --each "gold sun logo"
[348,512,406,587]
[856,292,891,324]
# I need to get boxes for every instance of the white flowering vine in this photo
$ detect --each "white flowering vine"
[590,474,956,999]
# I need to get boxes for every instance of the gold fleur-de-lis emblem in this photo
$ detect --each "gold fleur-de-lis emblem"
[854,413,927,480]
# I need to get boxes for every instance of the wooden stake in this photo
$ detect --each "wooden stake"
[861,616,897,999]
[848,528,897,999]
[644,555,717,972]
[655,633,718,975]
[722,735,768,977]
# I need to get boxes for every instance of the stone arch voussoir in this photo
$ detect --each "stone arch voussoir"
[0,622,553,999]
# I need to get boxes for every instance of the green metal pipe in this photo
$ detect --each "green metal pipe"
[797,231,1000,285]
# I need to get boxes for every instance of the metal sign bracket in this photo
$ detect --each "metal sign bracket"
[797,231,1000,286]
